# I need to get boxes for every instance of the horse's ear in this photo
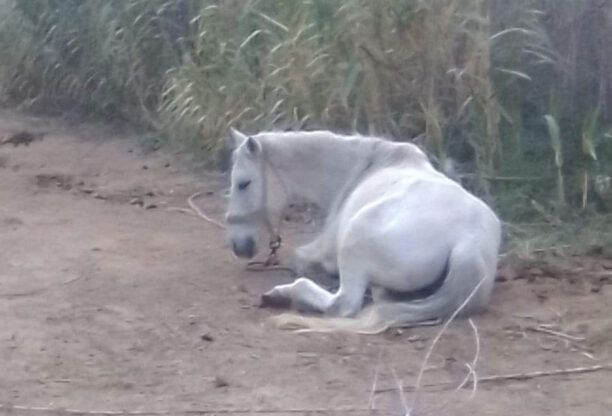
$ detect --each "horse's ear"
[227,127,248,150]
[245,136,261,156]
[217,127,245,172]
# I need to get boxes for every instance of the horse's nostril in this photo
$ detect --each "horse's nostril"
[232,238,256,258]
[244,237,255,258]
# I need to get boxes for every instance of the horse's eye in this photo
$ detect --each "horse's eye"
[238,180,251,191]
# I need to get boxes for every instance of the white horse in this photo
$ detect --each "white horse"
[224,128,501,334]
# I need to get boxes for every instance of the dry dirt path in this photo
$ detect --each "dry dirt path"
[1,109,611,415]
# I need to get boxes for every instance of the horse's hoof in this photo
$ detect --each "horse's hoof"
[260,291,291,309]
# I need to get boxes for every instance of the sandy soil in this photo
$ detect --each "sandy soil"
[1,109,611,416]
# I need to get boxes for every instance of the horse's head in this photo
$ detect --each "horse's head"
[223,128,269,259]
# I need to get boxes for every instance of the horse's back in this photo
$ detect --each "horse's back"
[343,165,497,233]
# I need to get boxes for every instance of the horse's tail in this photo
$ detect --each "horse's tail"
[271,239,497,334]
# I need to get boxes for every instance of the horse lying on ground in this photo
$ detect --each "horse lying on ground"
[223,128,501,334]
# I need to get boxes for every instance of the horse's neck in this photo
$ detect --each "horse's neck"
[262,133,378,212]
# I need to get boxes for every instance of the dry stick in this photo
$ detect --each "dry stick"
[462,363,478,397]
[0,275,83,298]
[368,349,384,411]
[531,245,572,253]
[420,319,482,416]
[0,404,377,415]
[390,366,410,416]
[456,318,480,398]
[526,325,586,342]
[458,174,552,182]
[409,276,488,414]
[477,363,612,384]
[501,221,531,235]
[375,363,612,394]
[574,269,612,278]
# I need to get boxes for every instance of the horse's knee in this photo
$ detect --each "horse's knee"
[292,277,313,290]
[325,292,363,318]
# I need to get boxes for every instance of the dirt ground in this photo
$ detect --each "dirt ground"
[1,109,611,416]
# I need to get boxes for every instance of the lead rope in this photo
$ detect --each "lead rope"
[170,168,294,273]
[169,193,292,273]
[245,235,286,271]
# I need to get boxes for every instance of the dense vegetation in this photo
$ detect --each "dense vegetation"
[0,0,610,224]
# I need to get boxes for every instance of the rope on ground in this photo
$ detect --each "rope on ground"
[167,193,294,274]
[166,191,226,229]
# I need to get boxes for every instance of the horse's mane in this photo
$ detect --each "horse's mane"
[253,130,431,171]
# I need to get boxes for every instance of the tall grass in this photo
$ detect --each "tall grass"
[0,0,184,123]
[159,0,505,177]
[0,0,610,217]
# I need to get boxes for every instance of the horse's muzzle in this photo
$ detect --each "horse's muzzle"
[232,237,256,259]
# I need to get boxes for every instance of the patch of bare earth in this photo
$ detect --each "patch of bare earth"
[0,109,611,415]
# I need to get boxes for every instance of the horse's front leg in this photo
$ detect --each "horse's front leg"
[262,278,333,312]
[262,276,367,318]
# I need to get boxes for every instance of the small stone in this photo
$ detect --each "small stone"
[535,290,549,301]
[414,341,426,350]
[213,376,229,388]
[200,333,214,342]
